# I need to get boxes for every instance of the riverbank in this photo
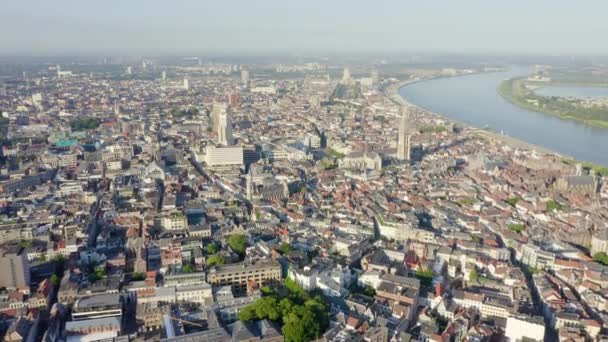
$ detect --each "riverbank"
[392,78,563,158]
[497,78,608,129]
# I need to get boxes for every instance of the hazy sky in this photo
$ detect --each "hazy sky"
[2,0,607,55]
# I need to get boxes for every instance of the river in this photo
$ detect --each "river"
[399,68,608,166]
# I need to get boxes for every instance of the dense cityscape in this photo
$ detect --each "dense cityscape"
[3,1,608,341]
[0,56,605,342]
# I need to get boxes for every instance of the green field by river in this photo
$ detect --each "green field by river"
[497,78,608,129]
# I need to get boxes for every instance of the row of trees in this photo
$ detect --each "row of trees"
[238,278,329,342]
[70,117,100,131]
[169,107,199,119]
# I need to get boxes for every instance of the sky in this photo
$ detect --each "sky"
[1,0,607,55]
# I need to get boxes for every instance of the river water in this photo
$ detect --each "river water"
[399,68,608,165]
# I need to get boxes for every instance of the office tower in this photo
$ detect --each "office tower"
[183,78,190,90]
[126,66,133,75]
[241,69,250,87]
[56,64,61,77]
[341,68,352,84]
[217,111,234,146]
[397,106,412,161]
[211,102,228,131]
[309,95,320,109]
[162,70,167,81]
[114,99,121,116]
[0,247,31,289]
[32,93,43,111]
[0,84,6,97]
[371,68,379,84]
[228,93,240,108]
[246,167,254,201]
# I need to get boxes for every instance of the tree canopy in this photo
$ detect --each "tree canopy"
[593,252,608,266]
[182,264,195,273]
[207,254,225,267]
[228,234,248,256]
[238,278,329,342]
[206,242,219,255]
[70,117,100,131]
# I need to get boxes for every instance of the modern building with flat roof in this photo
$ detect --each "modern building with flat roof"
[207,260,281,293]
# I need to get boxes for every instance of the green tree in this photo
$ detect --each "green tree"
[207,254,225,267]
[545,199,563,212]
[238,304,259,321]
[132,272,146,281]
[70,117,100,131]
[509,223,525,234]
[206,242,218,255]
[282,306,320,342]
[50,274,59,285]
[285,277,309,303]
[415,268,434,287]
[469,268,478,282]
[593,252,608,266]
[278,243,291,255]
[228,234,248,256]
[238,278,329,341]
[505,197,521,207]
[182,264,195,273]
[305,298,329,332]
[278,297,294,315]
[255,297,281,321]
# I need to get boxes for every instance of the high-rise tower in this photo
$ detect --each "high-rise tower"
[241,69,250,87]
[397,106,412,161]
[218,111,234,146]
[246,166,254,201]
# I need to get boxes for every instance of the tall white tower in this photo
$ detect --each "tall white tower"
[183,78,190,90]
[114,99,121,116]
[397,106,412,161]
[341,68,352,84]
[241,69,250,87]
[211,102,229,132]
[246,167,254,201]
[218,112,234,146]
[162,70,167,81]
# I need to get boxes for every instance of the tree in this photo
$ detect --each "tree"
[228,234,248,256]
[206,242,218,255]
[469,268,478,282]
[255,297,281,321]
[593,252,608,266]
[238,278,329,341]
[545,199,563,212]
[132,272,146,281]
[415,268,434,287]
[70,117,100,131]
[278,243,291,255]
[282,306,320,342]
[182,264,195,273]
[19,240,32,248]
[285,277,309,303]
[207,254,225,267]
[509,223,525,234]
[50,274,59,285]
[505,197,521,207]
[238,304,258,321]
